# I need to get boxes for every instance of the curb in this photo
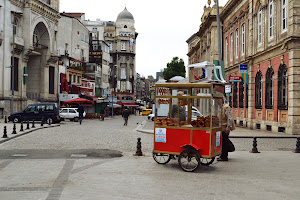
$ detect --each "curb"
[0,124,61,144]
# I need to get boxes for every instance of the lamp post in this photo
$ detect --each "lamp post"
[215,0,223,72]
[10,11,22,114]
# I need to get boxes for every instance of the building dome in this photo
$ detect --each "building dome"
[117,7,134,20]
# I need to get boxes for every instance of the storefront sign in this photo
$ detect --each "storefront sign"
[225,85,231,93]
[229,76,242,82]
[156,88,171,96]
[155,128,166,143]
[239,64,248,74]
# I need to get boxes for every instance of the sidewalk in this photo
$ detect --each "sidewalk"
[137,119,299,137]
[0,118,60,144]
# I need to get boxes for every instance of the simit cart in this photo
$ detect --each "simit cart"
[153,82,225,172]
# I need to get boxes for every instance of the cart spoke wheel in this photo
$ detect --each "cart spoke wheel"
[178,148,200,172]
[153,153,171,165]
[200,157,215,166]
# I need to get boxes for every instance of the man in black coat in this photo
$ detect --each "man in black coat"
[122,107,130,126]
[78,104,84,125]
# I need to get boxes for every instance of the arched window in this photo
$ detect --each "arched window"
[265,67,274,109]
[245,84,249,108]
[239,80,244,108]
[278,64,288,109]
[255,71,262,109]
[233,82,238,108]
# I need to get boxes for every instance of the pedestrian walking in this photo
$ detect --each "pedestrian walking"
[122,107,130,126]
[217,96,235,161]
[78,104,84,125]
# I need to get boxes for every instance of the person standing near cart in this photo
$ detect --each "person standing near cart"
[122,107,130,126]
[78,103,84,125]
[217,97,235,161]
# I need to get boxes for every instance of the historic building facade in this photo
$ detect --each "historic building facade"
[187,0,300,134]
[187,2,223,82]
[0,0,60,117]
[104,7,138,102]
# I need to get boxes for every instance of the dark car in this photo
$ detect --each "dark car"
[8,103,60,124]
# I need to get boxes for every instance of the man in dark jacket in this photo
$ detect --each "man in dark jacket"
[78,104,84,125]
[122,107,130,126]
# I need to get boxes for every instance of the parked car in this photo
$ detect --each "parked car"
[148,113,155,121]
[8,103,60,124]
[59,108,86,122]
[142,109,152,116]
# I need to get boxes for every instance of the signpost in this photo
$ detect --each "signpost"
[229,76,242,82]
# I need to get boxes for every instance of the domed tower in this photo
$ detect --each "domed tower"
[110,7,137,101]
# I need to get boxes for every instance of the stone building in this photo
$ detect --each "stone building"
[187,1,223,82]
[104,7,138,102]
[57,13,90,97]
[187,0,299,134]
[0,0,60,117]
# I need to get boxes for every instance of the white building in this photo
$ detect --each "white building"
[0,0,60,117]
[56,13,89,98]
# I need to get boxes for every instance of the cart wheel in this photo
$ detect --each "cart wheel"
[178,148,201,172]
[200,157,215,166]
[153,153,171,165]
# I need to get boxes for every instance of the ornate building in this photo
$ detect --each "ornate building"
[187,0,300,134]
[0,0,60,116]
[104,7,138,102]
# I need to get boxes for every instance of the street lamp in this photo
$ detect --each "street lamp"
[11,10,23,114]
[215,0,223,72]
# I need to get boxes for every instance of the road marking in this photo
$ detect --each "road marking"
[70,154,87,158]
[11,154,28,157]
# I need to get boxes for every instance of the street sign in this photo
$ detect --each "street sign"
[225,85,231,93]
[239,64,248,74]
[229,76,242,82]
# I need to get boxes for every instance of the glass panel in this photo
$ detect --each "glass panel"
[24,105,35,112]
[69,109,76,113]
[37,105,46,111]
[60,109,68,113]
[45,105,54,111]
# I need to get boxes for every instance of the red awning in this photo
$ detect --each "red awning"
[64,98,94,105]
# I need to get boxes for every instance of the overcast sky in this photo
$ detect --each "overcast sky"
[60,0,228,79]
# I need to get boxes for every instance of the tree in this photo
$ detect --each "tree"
[163,57,185,81]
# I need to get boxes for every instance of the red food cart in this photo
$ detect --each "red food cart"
[153,82,225,172]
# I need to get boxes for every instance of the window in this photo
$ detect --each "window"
[108,42,113,51]
[45,105,54,111]
[230,33,233,61]
[73,75,76,83]
[241,24,245,55]
[245,84,249,108]
[60,109,68,113]
[33,29,39,47]
[49,66,54,94]
[77,76,80,83]
[121,68,126,79]
[69,74,72,83]
[278,64,288,109]
[258,8,263,45]
[121,41,126,50]
[239,80,244,108]
[110,56,113,63]
[255,71,263,109]
[42,0,50,4]
[69,109,76,113]
[37,105,46,111]
[265,67,274,109]
[269,0,274,39]
[282,0,288,32]
[225,37,228,64]
[11,57,19,91]
[235,29,239,58]
[233,82,238,108]
[25,105,35,112]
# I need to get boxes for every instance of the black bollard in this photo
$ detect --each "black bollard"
[134,137,143,156]
[12,123,17,134]
[294,137,300,153]
[48,119,51,125]
[26,120,30,130]
[32,119,35,128]
[2,126,8,138]
[5,116,7,123]
[250,137,260,153]
[20,121,24,132]
[41,117,44,126]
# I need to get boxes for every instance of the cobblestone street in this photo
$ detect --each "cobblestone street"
[0,116,300,200]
